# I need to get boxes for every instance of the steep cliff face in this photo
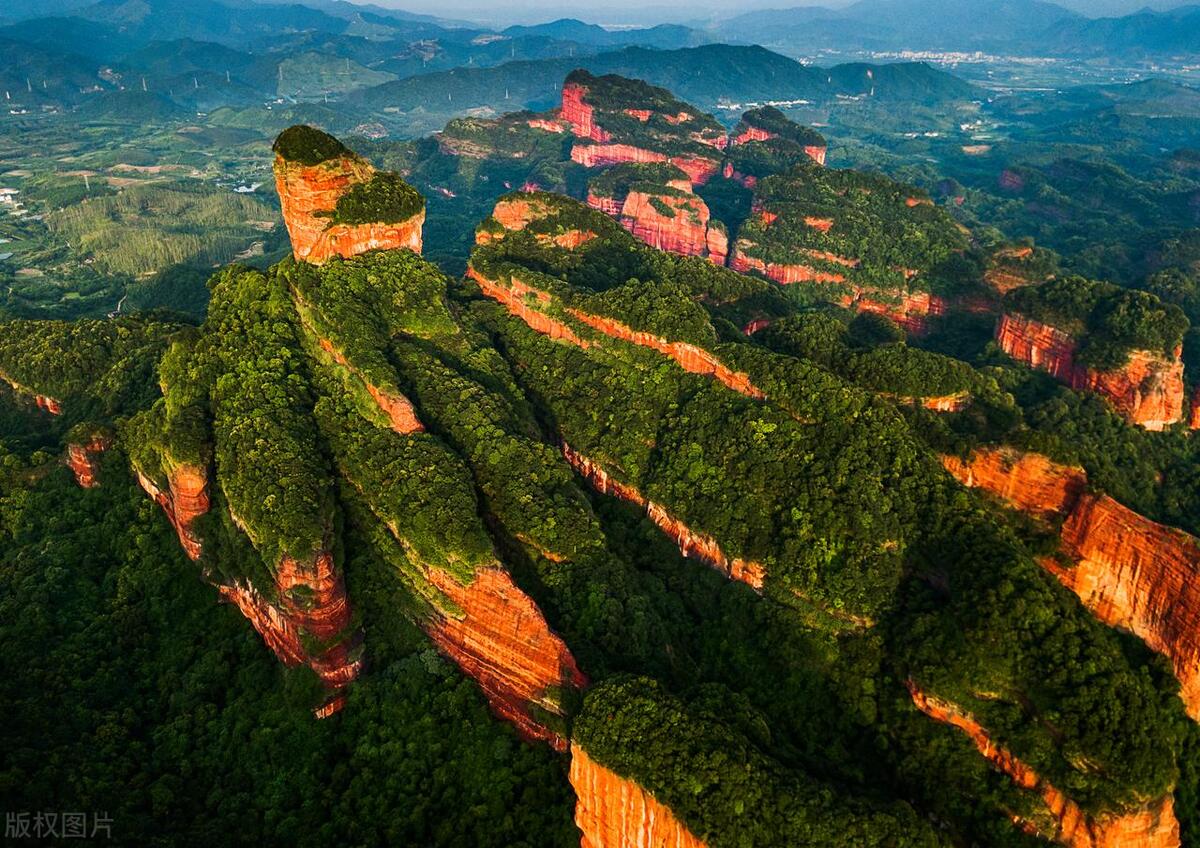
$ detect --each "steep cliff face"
[995,314,1185,430]
[317,337,423,434]
[943,448,1200,720]
[468,266,592,347]
[469,244,773,407]
[572,144,720,186]
[619,190,710,257]
[1190,387,1200,429]
[273,126,424,265]
[1049,495,1200,720]
[941,448,1087,517]
[562,82,609,142]
[66,434,112,488]
[136,463,210,561]
[565,310,764,400]
[731,246,946,334]
[909,683,1180,848]
[215,550,362,695]
[569,744,707,848]
[425,566,586,750]
[0,371,62,414]
[562,442,766,590]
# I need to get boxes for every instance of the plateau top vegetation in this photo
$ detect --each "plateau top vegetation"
[1,67,1199,848]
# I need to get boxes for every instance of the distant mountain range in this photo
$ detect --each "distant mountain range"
[717,0,1200,56]
[3,0,1199,62]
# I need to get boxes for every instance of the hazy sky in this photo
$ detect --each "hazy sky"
[361,0,1198,27]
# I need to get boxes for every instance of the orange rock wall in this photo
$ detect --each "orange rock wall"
[425,566,586,750]
[565,309,765,400]
[908,683,1179,848]
[941,449,1086,517]
[730,248,946,333]
[136,464,209,561]
[0,372,62,414]
[1051,494,1200,720]
[562,83,610,142]
[316,337,423,434]
[995,314,1185,430]
[467,266,592,348]
[214,550,362,692]
[943,448,1200,720]
[561,442,765,590]
[619,190,711,258]
[569,744,707,848]
[570,144,719,186]
[274,154,424,264]
[66,435,111,488]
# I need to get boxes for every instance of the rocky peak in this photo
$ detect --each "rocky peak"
[273,125,425,265]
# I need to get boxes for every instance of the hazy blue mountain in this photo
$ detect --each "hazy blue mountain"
[501,19,709,50]
[1041,5,1200,55]
[0,37,110,107]
[0,0,93,25]
[72,0,359,46]
[352,43,976,123]
[0,16,138,63]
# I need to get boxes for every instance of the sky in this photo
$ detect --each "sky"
[361,0,1197,24]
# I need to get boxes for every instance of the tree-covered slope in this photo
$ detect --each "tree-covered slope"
[0,118,1196,848]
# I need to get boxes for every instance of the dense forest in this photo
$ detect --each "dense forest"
[2,64,1199,848]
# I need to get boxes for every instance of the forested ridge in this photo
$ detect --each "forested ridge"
[1,90,1198,848]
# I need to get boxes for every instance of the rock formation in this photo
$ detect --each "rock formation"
[273,125,424,265]
[425,566,587,750]
[995,313,1185,430]
[569,744,707,848]
[729,106,827,166]
[66,433,112,488]
[585,164,728,263]
[943,447,1200,720]
[218,546,362,694]
[468,253,768,406]
[562,74,723,186]
[136,462,210,561]
[730,247,947,334]
[908,683,1180,848]
[0,371,61,414]
[316,337,423,435]
[562,442,766,590]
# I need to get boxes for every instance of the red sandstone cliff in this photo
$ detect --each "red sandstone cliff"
[137,461,361,705]
[943,448,1200,721]
[1190,387,1200,430]
[730,245,946,334]
[729,125,826,166]
[215,547,362,695]
[562,82,610,143]
[561,81,722,185]
[617,189,724,264]
[136,463,210,561]
[66,434,112,488]
[571,144,720,186]
[274,150,423,265]
[909,683,1179,848]
[562,442,765,590]
[425,566,586,750]
[315,337,423,434]
[468,257,772,407]
[569,744,707,848]
[995,314,1185,430]
[0,372,61,414]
